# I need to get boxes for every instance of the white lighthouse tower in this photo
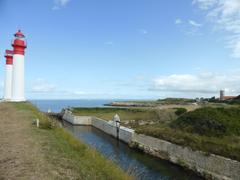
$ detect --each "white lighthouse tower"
[11,30,27,102]
[3,50,13,101]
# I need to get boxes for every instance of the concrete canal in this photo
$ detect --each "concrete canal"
[63,121,202,180]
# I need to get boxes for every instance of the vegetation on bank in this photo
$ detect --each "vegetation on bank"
[157,98,195,105]
[72,107,178,125]
[73,107,158,121]
[136,107,240,161]
[174,108,187,116]
[14,102,132,180]
[106,98,196,108]
[171,107,240,137]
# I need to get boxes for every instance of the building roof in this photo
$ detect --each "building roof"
[223,96,237,100]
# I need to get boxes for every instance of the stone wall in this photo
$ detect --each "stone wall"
[63,110,92,125]
[92,117,117,138]
[131,134,240,180]
[119,126,134,144]
[62,110,75,124]
[62,110,134,144]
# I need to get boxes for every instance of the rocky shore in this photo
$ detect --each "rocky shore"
[105,101,154,107]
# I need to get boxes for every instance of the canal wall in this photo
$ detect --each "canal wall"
[62,110,92,125]
[131,134,240,180]
[62,110,134,144]
[62,110,240,180]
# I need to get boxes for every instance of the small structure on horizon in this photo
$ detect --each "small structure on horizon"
[220,90,225,101]
[219,90,237,101]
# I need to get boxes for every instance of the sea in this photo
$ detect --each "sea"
[30,99,121,112]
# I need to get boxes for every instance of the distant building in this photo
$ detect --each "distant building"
[220,90,225,101]
[219,90,237,101]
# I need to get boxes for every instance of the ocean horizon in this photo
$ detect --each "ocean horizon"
[29,99,148,113]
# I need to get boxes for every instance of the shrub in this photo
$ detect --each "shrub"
[174,108,187,116]
[171,107,240,137]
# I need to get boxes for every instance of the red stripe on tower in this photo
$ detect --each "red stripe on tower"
[12,30,27,55]
[4,50,13,65]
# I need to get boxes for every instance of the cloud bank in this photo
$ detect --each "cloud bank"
[31,78,56,93]
[150,71,240,96]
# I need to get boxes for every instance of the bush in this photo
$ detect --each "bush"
[174,108,187,116]
[171,107,240,137]
[157,98,195,104]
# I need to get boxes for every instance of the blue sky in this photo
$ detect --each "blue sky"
[1,0,240,99]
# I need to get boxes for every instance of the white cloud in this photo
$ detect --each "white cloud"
[139,29,148,35]
[175,18,203,36]
[150,71,240,96]
[193,0,240,58]
[189,20,203,27]
[192,0,218,9]
[31,78,56,93]
[52,0,71,10]
[175,18,183,25]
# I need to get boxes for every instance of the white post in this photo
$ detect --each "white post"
[36,119,39,127]
[113,114,121,139]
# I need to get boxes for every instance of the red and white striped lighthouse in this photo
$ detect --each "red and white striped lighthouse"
[3,50,13,101]
[11,30,27,102]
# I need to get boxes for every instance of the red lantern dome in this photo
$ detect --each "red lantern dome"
[12,30,27,55]
[14,30,25,38]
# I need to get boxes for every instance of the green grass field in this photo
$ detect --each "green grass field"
[72,107,177,125]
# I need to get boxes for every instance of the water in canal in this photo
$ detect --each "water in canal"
[63,122,202,180]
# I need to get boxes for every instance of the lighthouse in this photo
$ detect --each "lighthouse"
[11,30,27,102]
[3,50,13,101]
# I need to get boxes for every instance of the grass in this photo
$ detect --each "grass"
[72,107,177,124]
[14,102,132,180]
[174,108,187,116]
[135,107,240,161]
[136,124,240,161]
[171,107,240,136]
[72,107,159,121]
[157,98,195,105]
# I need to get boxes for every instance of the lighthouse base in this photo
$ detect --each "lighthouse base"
[3,98,12,102]
[11,98,26,102]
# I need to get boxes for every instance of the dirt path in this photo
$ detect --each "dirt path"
[0,103,53,179]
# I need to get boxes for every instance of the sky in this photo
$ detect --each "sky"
[1,0,240,99]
